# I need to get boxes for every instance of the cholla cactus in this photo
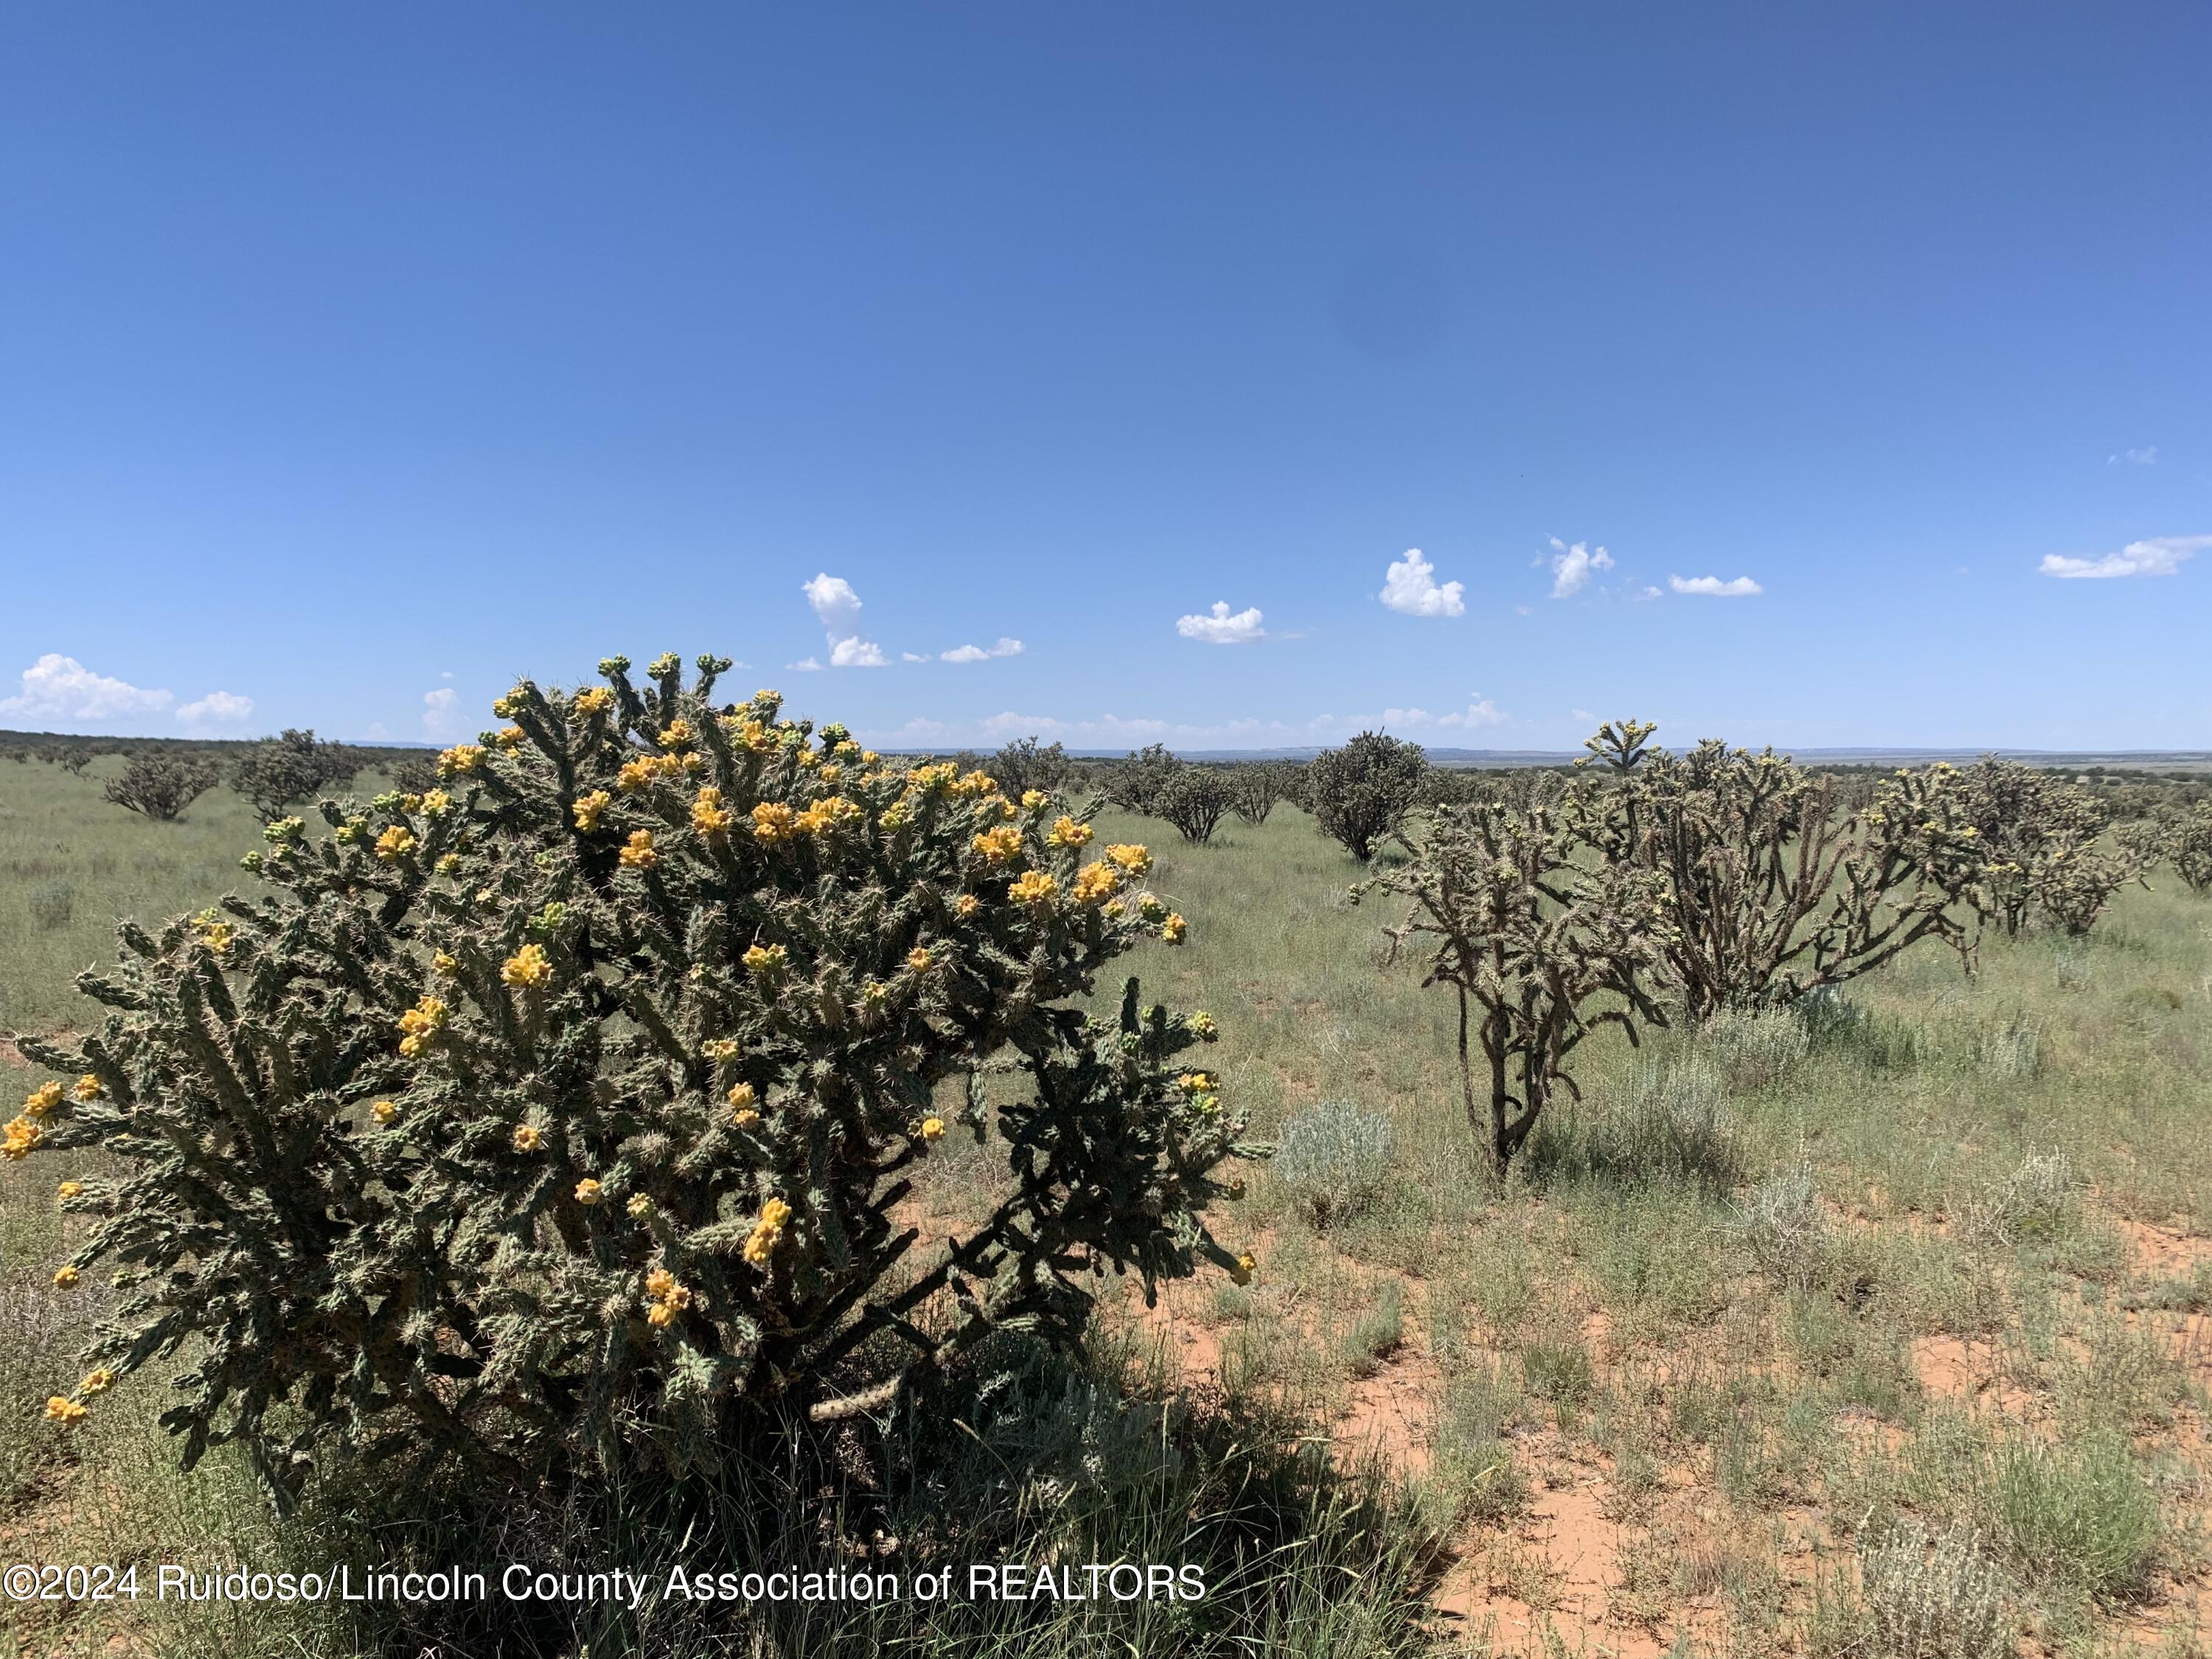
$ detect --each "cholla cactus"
[1310,731,1427,863]
[1583,725,1986,1021]
[2169,804,2212,894]
[1958,757,2146,936]
[13,657,1251,1503]
[1360,796,1674,1175]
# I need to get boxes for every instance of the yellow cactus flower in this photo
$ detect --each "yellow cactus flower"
[573,789,613,831]
[421,789,453,815]
[743,1197,793,1265]
[616,759,657,793]
[627,1194,653,1219]
[702,1037,740,1062]
[58,1180,84,1201]
[501,944,552,989]
[907,946,933,972]
[733,1107,761,1128]
[1072,862,1119,905]
[371,1100,397,1126]
[919,1116,945,1142]
[972,825,1025,865]
[510,1123,541,1152]
[657,718,696,750]
[495,725,525,750]
[72,1074,102,1103]
[619,829,658,870]
[743,943,787,975]
[375,825,416,863]
[574,686,613,715]
[860,750,880,766]
[433,950,459,976]
[397,995,448,1057]
[956,894,981,918]
[1161,912,1187,945]
[53,1265,80,1288]
[796,796,860,835]
[1105,844,1152,876]
[691,786,735,836]
[574,1178,603,1206]
[1009,870,1058,908]
[45,1395,88,1426]
[1047,815,1092,849]
[438,744,486,777]
[3,1114,45,1160]
[26,1080,64,1116]
[727,1082,757,1113]
[753,801,798,844]
[1231,1252,1256,1286]
[80,1368,114,1397]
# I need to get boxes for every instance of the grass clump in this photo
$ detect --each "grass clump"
[1705,1004,1810,1090]
[1734,1158,1834,1290]
[1986,1431,2160,1609]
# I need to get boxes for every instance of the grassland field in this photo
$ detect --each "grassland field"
[4,752,2211,1658]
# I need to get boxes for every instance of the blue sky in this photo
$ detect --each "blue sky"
[1,4,2205,751]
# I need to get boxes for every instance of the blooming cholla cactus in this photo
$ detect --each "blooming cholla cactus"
[14,655,1251,1503]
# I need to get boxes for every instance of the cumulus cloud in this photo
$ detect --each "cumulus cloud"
[177,690,255,728]
[2038,535,2206,580]
[941,637,1024,664]
[0,654,176,723]
[787,656,824,672]
[1669,574,1764,597]
[1548,538,1615,599]
[1176,602,1267,645]
[422,686,462,737]
[1439,694,1506,728]
[1377,549,1466,617]
[800,571,889,667]
[2107,447,2158,466]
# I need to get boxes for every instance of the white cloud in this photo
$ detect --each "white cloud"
[902,652,932,664]
[787,656,824,672]
[0,654,176,723]
[1571,709,1597,723]
[1176,602,1267,645]
[365,721,391,740]
[1548,538,1614,599]
[2107,447,2158,466]
[422,686,462,737]
[1669,574,1764,597]
[1377,549,1466,617]
[941,637,1024,664]
[177,690,254,728]
[2039,535,2206,580]
[1438,693,1506,728]
[801,571,890,667]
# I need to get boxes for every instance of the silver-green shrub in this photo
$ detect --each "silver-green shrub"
[1273,1099,1394,1227]
[1857,1520,2014,1659]
[1703,1005,1810,1091]
[1733,1158,1832,1289]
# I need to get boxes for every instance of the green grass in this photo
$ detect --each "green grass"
[6,776,2212,1655]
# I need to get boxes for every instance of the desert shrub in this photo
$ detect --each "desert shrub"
[1152,765,1233,844]
[1960,1150,2075,1248]
[1273,1100,1394,1226]
[100,751,219,820]
[1960,757,2149,937]
[1704,1005,1810,1090]
[1986,1432,2160,1607]
[1519,1332,1593,1407]
[989,736,1074,801]
[1106,742,1183,817]
[1857,1520,2014,1659]
[1581,722,1987,1021]
[1343,1282,1404,1376]
[27,879,74,932]
[2053,950,2094,990]
[1228,762,1290,826]
[57,745,94,776]
[1309,731,1427,863]
[1362,794,1672,1175]
[232,727,362,824]
[9,656,1253,1506]
[1975,1016,2041,1080]
[1734,1159,1832,1290]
